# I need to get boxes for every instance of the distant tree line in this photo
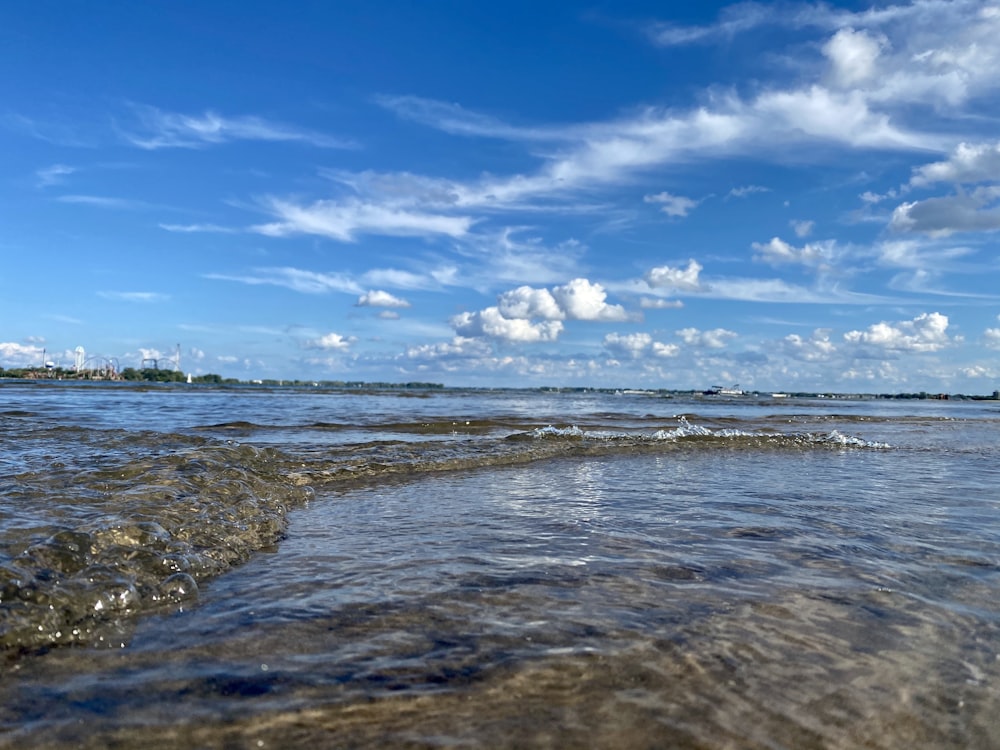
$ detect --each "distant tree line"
[0,366,235,383]
[117,368,238,383]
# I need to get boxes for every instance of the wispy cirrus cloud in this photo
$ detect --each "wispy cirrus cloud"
[117,104,357,150]
[159,222,240,234]
[97,291,170,303]
[251,196,474,242]
[57,194,154,210]
[36,164,76,188]
[375,95,567,141]
[261,84,936,245]
[205,267,364,295]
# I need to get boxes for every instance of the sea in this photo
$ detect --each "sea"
[1,380,999,749]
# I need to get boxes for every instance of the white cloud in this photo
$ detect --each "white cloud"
[728,184,770,198]
[305,332,356,351]
[752,236,839,268]
[0,342,45,367]
[497,286,563,320]
[648,2,776,46]
[876,238,975,269]
[639,297,684,310]
[551,278,628,322]
[843,311,955,353]
[160,223,239,234]
[57,195,151,210]
[791,219,814,238]
[644,191,699,217]
[652,341,680,358]
[461,231,586,286]
[676,327,737,348]
[36,164,75,188]
[403,336,493,361]
[361,266,456,291]
[97,291,169,303]
[375,95,561,142]
[910,141,1000,187]
[859,189,896,204]
[645,260,703,292]
[357,290,411,308]
[984,327,1000,349]
[782,329,837,361]
[119,105,355,150]
[451,278,626,342]
[451,307,563,343]
[823,27,886,87]
[890,187,1000,236]
[648,1,1000,111]
[206,267,363,295]
[603,332,652,359]
[252,197,473,242]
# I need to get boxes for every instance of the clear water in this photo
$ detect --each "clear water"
[2,382,999,748]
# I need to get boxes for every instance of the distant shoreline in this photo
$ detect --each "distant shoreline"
[2,370,998,402]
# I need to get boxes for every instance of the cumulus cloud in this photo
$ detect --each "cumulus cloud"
[644,191,699,217]
[0,342,45,367]
[985,317,1000,350]
[859,189,896,204]
[357,290,411,308]
[305,332,356,351]
[452,278,626,343]
[639,297,684,310]
[890,187,1000,236]
[451,308,563,343]
[910,141,1000,187]
[497,286,563,320]
[676,327,737,348]
[551,278,628,322]
[984,328,1000,349]
[782,329,837,361]
[791,219,814,238]
[645,260,703,292]
[652,341,680,357]
[603,332,653,359]
[843,311,955,353]
[403,336,493,361]
[602,332,680,359]
[823,27,886,87]
[752,236,839,268]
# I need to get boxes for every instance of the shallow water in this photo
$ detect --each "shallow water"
[2,382,999,748]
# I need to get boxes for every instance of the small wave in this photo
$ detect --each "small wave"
[530,418,890,450]
[0,443,312,655]
[816,430,892,449]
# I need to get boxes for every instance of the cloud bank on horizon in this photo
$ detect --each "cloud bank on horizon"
[2,0,1000,391]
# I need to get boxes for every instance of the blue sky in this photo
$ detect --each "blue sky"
[3,0,1000,391]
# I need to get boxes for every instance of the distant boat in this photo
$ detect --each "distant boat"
[703,384,745,396]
